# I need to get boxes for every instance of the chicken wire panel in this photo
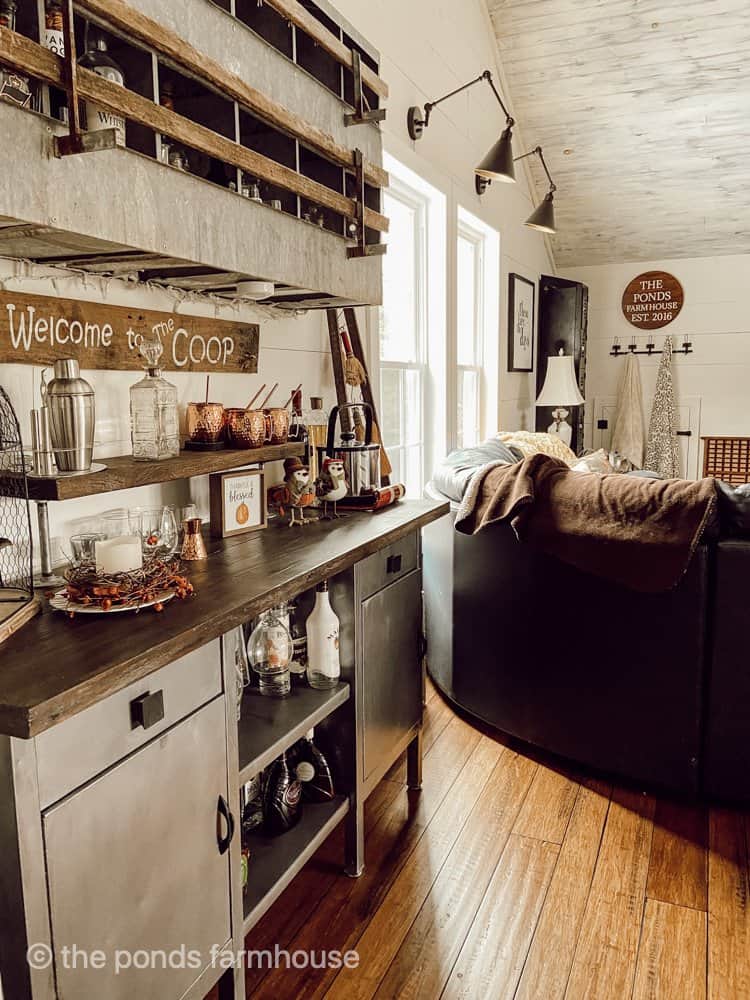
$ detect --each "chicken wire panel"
[0,386,34,598]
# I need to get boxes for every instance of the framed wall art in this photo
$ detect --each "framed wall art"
[209,469,266,538]
[507,273,536,372]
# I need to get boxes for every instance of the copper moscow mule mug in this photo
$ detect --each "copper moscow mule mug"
[264,407,290,446]
[225,407,268,449]
[186,401,225,444]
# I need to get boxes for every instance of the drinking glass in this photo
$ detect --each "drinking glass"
[69,532,105,565]
[100,510,136,539]
[132,506,179,560]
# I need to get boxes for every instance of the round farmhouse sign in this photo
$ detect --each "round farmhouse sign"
[621,271,684,330]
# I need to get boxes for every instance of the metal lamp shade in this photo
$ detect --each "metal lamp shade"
[536,353,584,407]
[525,192,556,233]
[475,126,516,182]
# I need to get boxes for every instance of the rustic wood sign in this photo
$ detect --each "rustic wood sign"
[0,291,259,373]
[621,271,684,330]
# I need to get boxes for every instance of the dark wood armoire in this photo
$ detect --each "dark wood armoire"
[535,274,589,455]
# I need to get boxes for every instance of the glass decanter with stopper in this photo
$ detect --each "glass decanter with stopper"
[79,25,126,145]
[129,335,180,461]
[247,607,293,698]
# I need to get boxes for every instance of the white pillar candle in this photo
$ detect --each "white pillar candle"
[95,536,143,575]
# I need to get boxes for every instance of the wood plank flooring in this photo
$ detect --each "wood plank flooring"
[207,677,750,1000]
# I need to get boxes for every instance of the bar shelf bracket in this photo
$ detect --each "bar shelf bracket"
[344,51,386,128]
[346,148,387,260]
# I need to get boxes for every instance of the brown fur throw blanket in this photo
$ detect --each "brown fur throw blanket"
[455,454,716,592]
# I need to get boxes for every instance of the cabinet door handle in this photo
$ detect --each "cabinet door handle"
[386,554,402,574]
[130,690,165,731]
[217,795,235,855]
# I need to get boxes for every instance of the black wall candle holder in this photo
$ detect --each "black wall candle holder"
[610,334,693,357]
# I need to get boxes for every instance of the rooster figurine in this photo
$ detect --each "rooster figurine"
[315,458,348,520]
[272,456,316,528]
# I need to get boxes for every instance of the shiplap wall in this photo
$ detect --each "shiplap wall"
[562,254,750,463]
[0,0,554,571]
[0,258,335,567]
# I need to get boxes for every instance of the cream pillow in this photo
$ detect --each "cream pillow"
[570,449,614,474]
[496,431,578,466]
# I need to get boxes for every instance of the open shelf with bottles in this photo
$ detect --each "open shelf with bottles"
[243,794,349,932]
[239,681,350,782]
[232,562,359,933]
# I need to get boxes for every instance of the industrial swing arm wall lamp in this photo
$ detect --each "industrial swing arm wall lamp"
[475,144,557,232]
[512,145,557,233]
[407,69,517,186]
[407,74,559,233]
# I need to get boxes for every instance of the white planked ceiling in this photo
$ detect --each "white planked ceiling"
[487,0,750,266]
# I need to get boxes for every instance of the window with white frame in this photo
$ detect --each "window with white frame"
[456,223,484,449]
[379,180,428,497]
[454,208,500,449]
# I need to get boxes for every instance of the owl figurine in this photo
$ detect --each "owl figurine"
[315,458,348,520]
[282,457,316,527]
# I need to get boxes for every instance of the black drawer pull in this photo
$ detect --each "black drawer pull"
[130,690,165,731]
[217,795,235,855]
[386,554,402,574]
[676,430,692,437]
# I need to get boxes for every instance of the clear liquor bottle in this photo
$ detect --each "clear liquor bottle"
[306,581,341,690]
[78,25,126,145]
[129,336,180,461]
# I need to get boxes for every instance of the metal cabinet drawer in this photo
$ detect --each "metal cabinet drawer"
[44,696,231,1000]
[35,639,222,808]
[356,532,418,601]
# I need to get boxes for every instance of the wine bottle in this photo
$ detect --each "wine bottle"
[79,25,126,146]
[288,601,308,686]
[262,751,302,835]
[294,730,335,803]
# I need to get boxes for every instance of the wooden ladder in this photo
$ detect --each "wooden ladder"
[326,307,392,485]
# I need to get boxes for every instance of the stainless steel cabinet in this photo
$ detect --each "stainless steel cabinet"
[360,570,423,784]
[43,696,232,1000]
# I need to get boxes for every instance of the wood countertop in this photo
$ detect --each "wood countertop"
[0,500,448,739]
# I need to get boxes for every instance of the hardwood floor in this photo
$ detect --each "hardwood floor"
[209,677,750,999]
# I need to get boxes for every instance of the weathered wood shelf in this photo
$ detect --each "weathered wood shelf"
[6,442,304,501]
[243,794,349,932]
[238,681,350,782]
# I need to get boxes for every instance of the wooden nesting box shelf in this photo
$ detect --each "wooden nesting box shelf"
[0,0,387,307]
[5,443,304,501]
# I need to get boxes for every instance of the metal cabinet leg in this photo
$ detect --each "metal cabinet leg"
[407,729,423,791]
[344,793,365,878]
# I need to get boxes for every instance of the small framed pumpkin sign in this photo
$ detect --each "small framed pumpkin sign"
[209,469,266,538]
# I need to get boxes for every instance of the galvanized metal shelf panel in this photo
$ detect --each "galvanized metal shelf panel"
[0,103,383,306]
[238,681,350,781]
[243,795,349,932]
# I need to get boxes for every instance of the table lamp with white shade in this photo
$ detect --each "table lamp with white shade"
[535,348,585,447]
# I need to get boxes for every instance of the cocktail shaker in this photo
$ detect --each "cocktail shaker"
[42,359,95,473]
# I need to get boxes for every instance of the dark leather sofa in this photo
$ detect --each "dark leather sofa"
[423,444,750,802]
